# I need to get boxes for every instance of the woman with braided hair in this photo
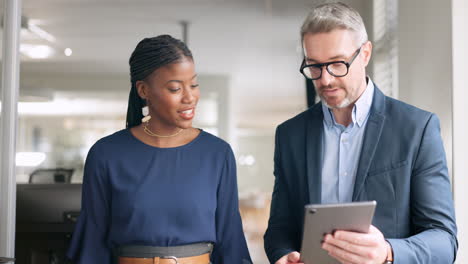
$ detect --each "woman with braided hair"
[66,35,252,264]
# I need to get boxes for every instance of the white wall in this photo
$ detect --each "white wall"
[399,0,468,262]
[452,0,468,262]
[398,0,453,177]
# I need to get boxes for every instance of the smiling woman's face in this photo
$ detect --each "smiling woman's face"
[137,58,200,131]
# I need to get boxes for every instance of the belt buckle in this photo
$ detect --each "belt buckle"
[162,256,179,264]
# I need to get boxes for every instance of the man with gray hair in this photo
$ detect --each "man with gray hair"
[264,2,457,264]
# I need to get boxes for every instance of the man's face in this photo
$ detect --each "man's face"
[303,29,372,109]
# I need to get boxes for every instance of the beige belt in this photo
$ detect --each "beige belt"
[118,253,210,264]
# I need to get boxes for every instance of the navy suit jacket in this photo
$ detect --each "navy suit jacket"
[264,87,458,263]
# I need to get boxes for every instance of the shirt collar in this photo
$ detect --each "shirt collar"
[322,77,375,128]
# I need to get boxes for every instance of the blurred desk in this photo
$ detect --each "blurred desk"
[0,257,15,263]
[15,184,81,264]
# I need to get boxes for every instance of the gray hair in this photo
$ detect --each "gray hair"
[301,2,368,46]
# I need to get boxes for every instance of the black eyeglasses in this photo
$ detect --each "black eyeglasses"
[300,46,362,80]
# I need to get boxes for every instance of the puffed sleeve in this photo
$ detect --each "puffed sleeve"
[210,146,252,264]
[66,143,113,263]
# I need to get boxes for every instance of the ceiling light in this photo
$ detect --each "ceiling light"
[27,22,56,43]
[16,98,127,116]
[64,48,73,56]
[2,16,56,43]
[20,44,54,59]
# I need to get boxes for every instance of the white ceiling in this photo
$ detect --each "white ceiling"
[0,0,368,129]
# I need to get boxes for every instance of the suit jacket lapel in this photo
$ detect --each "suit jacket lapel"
[306,103,324,204]
[352,87,386,200]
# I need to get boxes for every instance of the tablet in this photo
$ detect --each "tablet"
[300,201,377,264]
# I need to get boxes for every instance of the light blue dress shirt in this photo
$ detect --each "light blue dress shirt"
[320,79,375,203]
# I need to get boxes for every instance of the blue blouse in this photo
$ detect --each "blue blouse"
[66,129,251,264]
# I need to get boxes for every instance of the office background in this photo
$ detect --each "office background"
[0,0,467,263]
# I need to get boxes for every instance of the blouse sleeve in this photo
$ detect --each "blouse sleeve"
[66,144,113,263]
[210,146,252,264]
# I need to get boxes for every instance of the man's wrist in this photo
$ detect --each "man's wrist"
[383,241,394,264]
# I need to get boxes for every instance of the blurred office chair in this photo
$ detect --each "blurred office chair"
[29,168,74,184]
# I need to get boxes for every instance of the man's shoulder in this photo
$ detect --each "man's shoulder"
[277,103,321,132]
[382,95,434,124]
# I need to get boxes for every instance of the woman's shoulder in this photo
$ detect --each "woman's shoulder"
[88,129,133,155]
[198,130,232,153]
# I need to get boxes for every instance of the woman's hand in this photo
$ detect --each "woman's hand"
[275,251,304,264]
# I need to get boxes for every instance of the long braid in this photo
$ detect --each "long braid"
[126,35,193,128]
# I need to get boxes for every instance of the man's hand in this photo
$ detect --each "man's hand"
[275,251,304,264]
[321,225,389,264]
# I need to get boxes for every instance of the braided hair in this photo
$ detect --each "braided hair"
[126,35,193,128]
